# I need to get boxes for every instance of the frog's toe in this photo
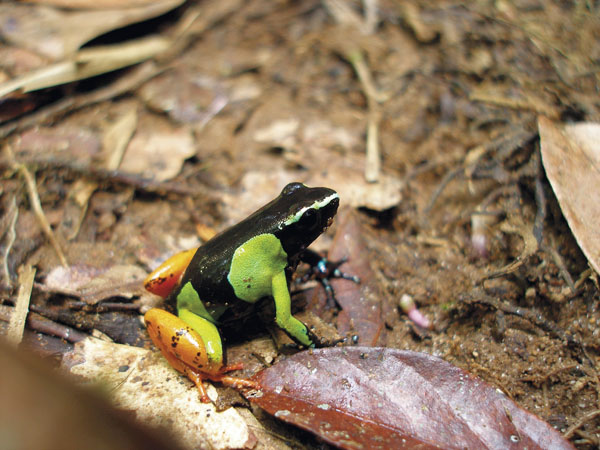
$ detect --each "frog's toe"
[184,368,212,403]
[220,362,245,373]
[219,376,260,391]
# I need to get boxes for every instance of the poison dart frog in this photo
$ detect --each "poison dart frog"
[143,182,357,402]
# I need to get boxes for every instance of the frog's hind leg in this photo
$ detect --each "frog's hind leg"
[144,308,257,403]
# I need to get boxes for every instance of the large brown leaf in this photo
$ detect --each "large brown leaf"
[539,117,600,275]
[250,347,574,449]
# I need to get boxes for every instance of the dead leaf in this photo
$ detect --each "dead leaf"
[539,117,600,274]
[44,263,147,303]
[309,167,402,211]
[63,338,257,450]
[24,0,169,8]
[250,347,574,450]
[139,72,229,125]
[308,208,385,346]
[0,1,183,60]
[104,107,138,170]
[119,120,195,182]
[14,125,102,164]
[0,36,170,98]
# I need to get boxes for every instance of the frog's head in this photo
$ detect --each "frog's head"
[274,182,339,256]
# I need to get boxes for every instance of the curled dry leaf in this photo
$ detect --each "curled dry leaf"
[539,117,600,274]
[250,347,574,450]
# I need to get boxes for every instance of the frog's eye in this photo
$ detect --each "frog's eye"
[297,208,321,232]
[282,182,304,196]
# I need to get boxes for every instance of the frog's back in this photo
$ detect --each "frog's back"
[174,196,291,307]
[173,182,339,315]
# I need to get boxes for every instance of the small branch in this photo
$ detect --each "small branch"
[0,156,206,198]
[423,166,464,217]
[365,110,381,182]
[4,144,68,266]
[6,265,36,346]
[0,304,87,344]
[563,409,600,439]
[467,291,578,347]
[0,63,161,141]
[17,161,69,267]
[1,196,18,289]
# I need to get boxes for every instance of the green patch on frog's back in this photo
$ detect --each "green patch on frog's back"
[227,234,288,303]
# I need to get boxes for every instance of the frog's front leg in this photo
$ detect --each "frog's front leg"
[271,270,317,347]
[144,308,257,402]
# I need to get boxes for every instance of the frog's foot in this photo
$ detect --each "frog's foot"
[209,374,260,392]
[184,363,259,403]
[183,368,213,403]
[300,254,360,309]
[145,308,258,402]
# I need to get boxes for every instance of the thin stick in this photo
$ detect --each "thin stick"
[0,156,205,198]
[6,265,36,346]
[563,409,600,439]
[18,163,68,267]
[365,110,381,182]
[1,196,18,288]
[4,144,68,266]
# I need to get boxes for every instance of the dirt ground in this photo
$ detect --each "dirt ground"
[1,1,599,448]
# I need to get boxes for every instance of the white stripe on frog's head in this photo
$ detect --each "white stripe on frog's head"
[283,192,339,227]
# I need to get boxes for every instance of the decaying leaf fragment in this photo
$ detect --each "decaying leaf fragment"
[538,117,600,274]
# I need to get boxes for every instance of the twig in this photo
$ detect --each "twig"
[27,311,88,343]
[1,196,18,288]
[6,265,36,346]
[4,143,68,266]
[365,109,381,182]
[15,160,68,267]
[423,166,464,216]
[0,156,206,198]
[323,0,385,182]
[0,304,87,343]
[533,156,546,244]
[518,363,580,384]
[541,242,576,294]
[0,62,161,140]
[467,291,577,345]
[63,301,141,312]
[563,409,600,439]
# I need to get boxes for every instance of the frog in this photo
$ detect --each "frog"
[143,182,356,402]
